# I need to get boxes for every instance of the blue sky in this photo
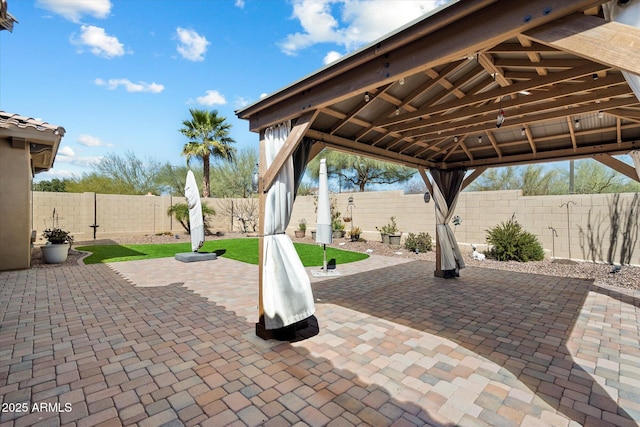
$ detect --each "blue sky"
[1,0,447,181]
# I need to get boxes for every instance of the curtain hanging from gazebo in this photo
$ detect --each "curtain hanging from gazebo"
[262,122,315,330]
[430,168,466,274]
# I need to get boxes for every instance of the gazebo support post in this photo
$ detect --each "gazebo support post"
[255,130,273,340]
[418,166,445,277]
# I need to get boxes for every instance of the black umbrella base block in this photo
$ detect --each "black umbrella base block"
[256,316,319,342]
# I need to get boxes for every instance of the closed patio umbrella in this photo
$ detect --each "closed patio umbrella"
[185,170,204,252]
[315,158,332,272]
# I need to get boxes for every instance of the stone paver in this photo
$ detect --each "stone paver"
[0,254,638,426]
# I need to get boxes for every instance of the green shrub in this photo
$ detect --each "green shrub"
[404,232,433,253]
[167,203,215,234]
[486,217,544,262]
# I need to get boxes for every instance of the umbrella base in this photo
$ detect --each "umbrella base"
[255,315,318,342]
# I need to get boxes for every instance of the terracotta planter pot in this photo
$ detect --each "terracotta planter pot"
[41,243,70,264]
[381,233,389,244]
[294,230,306,238]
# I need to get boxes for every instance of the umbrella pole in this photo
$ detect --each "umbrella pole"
[323,244,327,274]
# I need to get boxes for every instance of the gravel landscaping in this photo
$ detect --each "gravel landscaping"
[31,231,639,292]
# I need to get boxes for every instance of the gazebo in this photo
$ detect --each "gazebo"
[236,0,640,338]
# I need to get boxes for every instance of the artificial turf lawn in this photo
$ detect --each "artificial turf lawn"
[77,237,369,266]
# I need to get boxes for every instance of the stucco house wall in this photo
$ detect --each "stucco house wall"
[0,112,65,271]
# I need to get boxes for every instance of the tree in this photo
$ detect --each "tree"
[209,148,257,198]
[155,164,202,197]
[520,165,559,195]
[305,149,416,192]
[570,159,640,194]
[33,178,69,192]
[468,167,520,192]
[66,151,164,195]
[468,165,562,196]
[179,109,236,197]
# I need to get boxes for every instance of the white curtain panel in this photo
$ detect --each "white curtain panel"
[431,170,466,272]
[631,149,640,179]
[262,121,315,329]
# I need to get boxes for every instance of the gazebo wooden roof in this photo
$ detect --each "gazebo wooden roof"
[236,0,640,337]
[238,0,640,185]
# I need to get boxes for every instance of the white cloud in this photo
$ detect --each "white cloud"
[72,25,125,58]
[55,146,102,167]
[196,90,226,106]
[36,0,111,23]
[234,96,252,109]
[95,78,165,93]
[78,134,113,147]
[235,0,245,8]
[58,146,75,157]
[280,0,441,56]
[260,93,268,99]
[323,50,343,65]
[34,169,79,182]
[175,27,210,62]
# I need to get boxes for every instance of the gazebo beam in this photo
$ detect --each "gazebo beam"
[593,152,640,182]
[243,0,605,132]
[261,110,317,192]
[524,13,640,77]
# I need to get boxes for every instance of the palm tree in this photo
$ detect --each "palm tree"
[179,109,236,197]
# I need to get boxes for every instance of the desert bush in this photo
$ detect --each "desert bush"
[486,216,544,262]
[404,232,433,253]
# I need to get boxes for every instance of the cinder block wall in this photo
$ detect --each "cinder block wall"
[32,190,640,265]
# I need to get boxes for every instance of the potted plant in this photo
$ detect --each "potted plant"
[295,218,307,238]
[41,227,74,264]
[385,216,402,246]
[332,219,345,239]
[348,226,362,242]
[376,224,390,244]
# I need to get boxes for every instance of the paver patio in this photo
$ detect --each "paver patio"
[1,254,638,426]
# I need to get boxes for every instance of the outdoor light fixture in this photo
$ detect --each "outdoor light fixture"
[453,136,459,143]
[592,74,598,80]
[574,119,580,129]
[496,96,505,128]
[521,127,526,136]
[477,135,482,144]
[395,107,400,116]
[496,109,505,128]
[599,110,604,119]
[399,77,405,85]
[364,92,370,102]
[423,191,431,203]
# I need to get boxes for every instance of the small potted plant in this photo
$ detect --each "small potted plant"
[295,218,307,238]
[376,224,390,244]
[41,227,74,264]
[332,219,345,239]
[385,216,402,246]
